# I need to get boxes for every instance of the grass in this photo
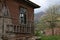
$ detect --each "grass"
[35,30,60,40]
[41,35,60,40]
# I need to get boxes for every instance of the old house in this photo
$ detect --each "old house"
[0,0,40,40]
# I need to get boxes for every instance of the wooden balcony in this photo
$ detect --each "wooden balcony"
[6,22,34,34]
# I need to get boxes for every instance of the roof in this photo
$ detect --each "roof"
[24,0,40,8]
[16,0,40,8]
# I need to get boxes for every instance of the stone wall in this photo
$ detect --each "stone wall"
[0,17,13,40]
[0,1,13,39]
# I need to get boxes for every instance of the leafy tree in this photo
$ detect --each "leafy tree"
[36,5,60,36]
[44,5,60,35]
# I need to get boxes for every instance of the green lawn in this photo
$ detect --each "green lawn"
[41,35,60,40]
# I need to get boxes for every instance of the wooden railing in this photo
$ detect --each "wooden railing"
[6,22,34,34]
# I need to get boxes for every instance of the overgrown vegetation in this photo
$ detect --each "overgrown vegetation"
[35,5,60,40]
[35,5,60,36]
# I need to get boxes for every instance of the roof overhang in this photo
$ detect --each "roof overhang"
[15,0,40,9]
[24,0,40,8]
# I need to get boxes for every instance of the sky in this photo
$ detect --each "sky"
[30,0,60,13]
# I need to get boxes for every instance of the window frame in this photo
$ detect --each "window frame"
[2,5,10,17]
[19,7,27,24]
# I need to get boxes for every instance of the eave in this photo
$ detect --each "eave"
[15,0,40,9]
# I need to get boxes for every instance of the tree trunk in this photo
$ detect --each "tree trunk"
[51,28,54,36]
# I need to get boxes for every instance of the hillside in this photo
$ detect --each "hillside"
[34,11,45,23]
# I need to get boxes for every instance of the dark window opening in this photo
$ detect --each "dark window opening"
[19,7,27,24]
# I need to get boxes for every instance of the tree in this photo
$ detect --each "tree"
[35,5,60,37]
[41,5,60,35]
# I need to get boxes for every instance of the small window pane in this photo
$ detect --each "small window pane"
[20,14,24,17]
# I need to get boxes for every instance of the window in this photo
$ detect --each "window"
[19,7,27,24]
[2,5,9,17]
